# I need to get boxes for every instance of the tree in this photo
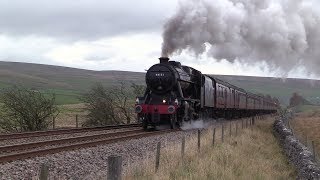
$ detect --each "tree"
[265,94,272,100]
[82,82,140,126]
[0,87,58,132]
[130,82,146,97]
[81,83,120,127]
[289,92,311,107]
[110,82,135,124]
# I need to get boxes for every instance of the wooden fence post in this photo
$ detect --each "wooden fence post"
[52,117,55,129]
[221,124,224,142]
[242,119,244,129]
[107,155,122,180]
[312,141,316,161]
[212,128,216,147]
[198,129,201,152]
[181,136,185,159]
[155,142,161,172]
[246,119,248,128]
[229,122,232,137]
[76,114,79,128]
[252,117,255,125]
[39,163,49,180]
[236,122,238,136]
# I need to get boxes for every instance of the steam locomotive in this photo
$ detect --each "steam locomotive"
[135,57,278,129]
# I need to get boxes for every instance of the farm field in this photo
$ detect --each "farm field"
[53,103,137,129]
[126,117,296,179]
[1,61,320,105]
[54,103,88,128]
[291,105,320,159]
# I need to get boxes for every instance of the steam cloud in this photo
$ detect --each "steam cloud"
[162,0,320,75]
[181,120,206,130]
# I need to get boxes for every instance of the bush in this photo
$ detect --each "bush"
[82,82,138,127]
[82,83,121,126]
[131,82,146,97]
[0,87,58,132]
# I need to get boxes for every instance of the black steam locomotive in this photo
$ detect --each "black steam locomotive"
[135,57,277,130]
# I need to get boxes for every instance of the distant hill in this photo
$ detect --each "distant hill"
[0,61,145,104]
[0,61,320,105]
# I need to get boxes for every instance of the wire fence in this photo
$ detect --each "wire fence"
[37,116,258,180]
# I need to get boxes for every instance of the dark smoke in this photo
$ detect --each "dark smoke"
[162,0,320,75]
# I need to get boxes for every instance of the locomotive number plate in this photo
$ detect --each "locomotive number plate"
[155,73,165,77]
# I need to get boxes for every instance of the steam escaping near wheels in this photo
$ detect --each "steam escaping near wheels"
[180,119,213,130]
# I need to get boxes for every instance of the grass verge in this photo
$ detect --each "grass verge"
[291,108,320,161]
[125,117,295,179]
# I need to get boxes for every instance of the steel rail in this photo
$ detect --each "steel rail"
[0,129,144,153]
[0,129,177,163]
[0,123,141,141]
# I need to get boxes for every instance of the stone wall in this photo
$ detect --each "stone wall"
[273,118,320,179]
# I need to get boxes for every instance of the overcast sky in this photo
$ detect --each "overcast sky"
[0,0,319,79]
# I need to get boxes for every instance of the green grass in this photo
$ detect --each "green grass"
[1,61,320,105]
[0,82,11,89]
[41,89,83,105]
[57,104,85,114]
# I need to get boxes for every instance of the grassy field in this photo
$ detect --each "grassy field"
[125,117,296,179]
[1,61,320,105]
[0,61,145,105]
[54,103,88,128]
[41,89,83,105]
[291,105,320,160]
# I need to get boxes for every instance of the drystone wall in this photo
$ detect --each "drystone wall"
[273,118,320,179]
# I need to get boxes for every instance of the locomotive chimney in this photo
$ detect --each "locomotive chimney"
[159,57,169,64]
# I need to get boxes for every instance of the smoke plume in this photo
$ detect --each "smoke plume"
[162,0,320,75]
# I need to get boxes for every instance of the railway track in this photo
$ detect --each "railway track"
[0,129,177,163]
[0,123,141,141]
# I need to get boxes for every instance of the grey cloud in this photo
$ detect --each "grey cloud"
[84,54,109,61]
[0,0,177,40]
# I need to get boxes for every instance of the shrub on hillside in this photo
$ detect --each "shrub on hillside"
[130,82,145,97]
[81,82,136,126]
[289,92,312,107]
[0,87,58,132]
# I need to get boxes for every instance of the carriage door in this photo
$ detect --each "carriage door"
[232,89,235,108]
[224,89,227,108]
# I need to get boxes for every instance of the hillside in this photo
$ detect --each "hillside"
[0,61,145,104]
[0,61,320,105]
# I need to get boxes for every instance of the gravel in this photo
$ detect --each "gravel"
[273,117,320,180]
[0,121,219,180]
